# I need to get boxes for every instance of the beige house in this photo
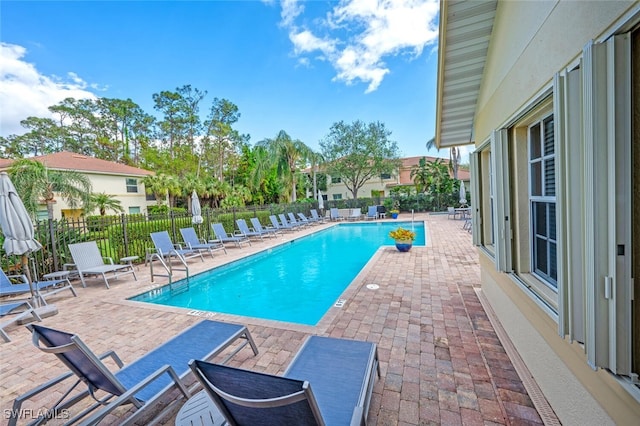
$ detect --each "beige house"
[325,156,470,200]
[0,151,156,220]
[435,0,640,424]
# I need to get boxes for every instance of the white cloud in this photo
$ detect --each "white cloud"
[0,42,97,137]
[280,0,439,93]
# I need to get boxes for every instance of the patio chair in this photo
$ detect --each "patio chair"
[250,217,280,237]
[365,206,378,220]
[269,215,294,232]
[211,223,252,248]
[310,209,326,223]
[287,212,309,227]
[1,300,42,342]
[180,227,227,257]
[235,219,265,241]
[150,231,205,265]
[279,213,302,229]
[347,208,363,221]
[1,268,77,303]
[68,241,138,289]
[297,212,318,225]
[447,207,457,220]
[188,336,379,426]
[330,207,345,221]
[11,319,259,426]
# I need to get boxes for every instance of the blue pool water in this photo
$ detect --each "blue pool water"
[130,221,425,325]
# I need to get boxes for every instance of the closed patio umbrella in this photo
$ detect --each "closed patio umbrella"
[0,172,42,299]
[459,180,467,206]
[191,190,203,225]
[317,189,324,211]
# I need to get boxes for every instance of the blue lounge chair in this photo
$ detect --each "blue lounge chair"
[297,212,318,225]
[189,336,379,426]
[211,223,252,248]
[310,209,326,223]
[365,206,378,220]
[288,212,309,228]
[68,241,138,288]
[180,227,227,257]
[1,300,42,342]
[0,269,77,303]
[250,217,280,238]
[11,320,259,426]
[235,219,265,241]
[278,213,302,229]
[150,231,205,265]
[269,215,294,232]
[330,208,346,221]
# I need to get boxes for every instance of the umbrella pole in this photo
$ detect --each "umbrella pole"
[21,254,39,306]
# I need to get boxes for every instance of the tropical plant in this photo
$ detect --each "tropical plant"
[389,227,416,241]
[410,157,430,193]
[426,136,462,180]
[89,192,124,216]
[8,159,92,220]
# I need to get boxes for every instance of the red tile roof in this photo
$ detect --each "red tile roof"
[0,151,153,176]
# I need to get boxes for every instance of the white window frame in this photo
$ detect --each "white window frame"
[126,178,138,193]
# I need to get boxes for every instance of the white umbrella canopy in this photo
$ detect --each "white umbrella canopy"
[0,172,42,298]
[317,189,324,211]
[459,180,467,206]
[191,190,203,225]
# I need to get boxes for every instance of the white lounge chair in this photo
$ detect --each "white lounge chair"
[68,241,138,289]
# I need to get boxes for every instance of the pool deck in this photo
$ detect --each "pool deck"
[0,213,556,425]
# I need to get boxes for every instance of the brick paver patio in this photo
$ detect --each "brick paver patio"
[0,214,554,425]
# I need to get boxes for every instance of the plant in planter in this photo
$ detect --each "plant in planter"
[389,227,416,252]
[389,209,400,219]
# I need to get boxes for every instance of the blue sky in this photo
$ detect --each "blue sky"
[0,0,453,159]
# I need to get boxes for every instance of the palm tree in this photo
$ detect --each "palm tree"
[257,130,313,202]
[426,137,461,180]
[143,174,170,205]
[89,192,124,216]
[426,158,454,210]
[410,157,431,193]
[8,159,92,220]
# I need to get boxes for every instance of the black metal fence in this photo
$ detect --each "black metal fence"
[1,193,464,279]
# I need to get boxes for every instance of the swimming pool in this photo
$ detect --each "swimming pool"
[130,221,426,325]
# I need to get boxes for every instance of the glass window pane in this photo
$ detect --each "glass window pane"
[549,242,557,283]
[534,202,547,237]
[544,117,554,156]
[545,158,555,196]
[531,161,542,196]
[530,123,541,159]
[549,203,556,240]
[535,236,548,274]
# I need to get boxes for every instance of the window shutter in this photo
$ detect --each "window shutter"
[583,35,632,374]
[490,129,512,272]
[469,151,481,246]
[555,67,586,343]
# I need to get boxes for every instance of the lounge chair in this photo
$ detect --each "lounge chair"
[68,241,138,289]
[180,227,227,257]
[11,320,259,426]
[365,206,378,220]
[211,223,252,248]
[150,231,205,265]
[269,215,294,232]
[250,217,280,237]
[188,336,379,426]
[235,219,265,241]
[287,212,309,227]
[310,209,326,223]
[278,213,302,229]
[1,268,77,303]
[297,212,318,225]
[330,207,346,221]
[347,208,363,221]
[0,300,42,342]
